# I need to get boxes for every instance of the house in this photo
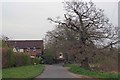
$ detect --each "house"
[5,40,44,58]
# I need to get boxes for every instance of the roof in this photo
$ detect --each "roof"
[6,40,43,49]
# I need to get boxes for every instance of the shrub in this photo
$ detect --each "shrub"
[2,48,31,68]
[42,49,55,64]
[15,53,23,67]
[2,41,16,68]
[2,40,8,48]
[2,41,31,68]
[21,53,31,66]
[7,49,16,67]
[2,48,9,68]
[43,53,54,64]
[31,57,42,65]
[2,48,16,68]
[15,53,31,67]
[92,48,118,72]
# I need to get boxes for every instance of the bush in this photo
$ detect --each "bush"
[2,40,42,68]
[92,48,118,72]
[43,53,54,64]
[15,53,23,67]
[2,48,9,68]
[2,48,16,68]
[2,40,8,48]
[2,42,16,68]
[2,48,31,68]
[21,54,31,66]
[14,53,31,67]
[31,57,43,65]
[37,57,43,64]
[7,49,16,67]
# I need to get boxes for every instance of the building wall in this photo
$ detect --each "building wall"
[12,48,42,55]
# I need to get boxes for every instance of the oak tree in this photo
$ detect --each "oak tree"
[47,1,119,68]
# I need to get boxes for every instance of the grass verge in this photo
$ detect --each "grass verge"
[2,64,44,79]
[65,64,119,79]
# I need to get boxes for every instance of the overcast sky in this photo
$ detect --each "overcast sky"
[1,0,118,40]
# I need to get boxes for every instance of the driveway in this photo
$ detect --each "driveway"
[35,64,79,78]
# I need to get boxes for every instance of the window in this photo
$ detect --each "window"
[26,47,30,52]
[19,49,24,52]
[33,47,36,52]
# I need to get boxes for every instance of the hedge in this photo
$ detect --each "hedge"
[2,48,31,68]
[2,47,43,68]
[21,54,31,66]
[43,53,54,64]
[7,49,16,67]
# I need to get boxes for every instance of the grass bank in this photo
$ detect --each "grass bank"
[65,64,119,79]
[2,64,44,79]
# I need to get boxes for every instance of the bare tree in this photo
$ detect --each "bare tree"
[2,35,9,41]
[45,25,78,61]
[47,1,118,68]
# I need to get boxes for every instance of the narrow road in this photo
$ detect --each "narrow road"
[35,64,79,78]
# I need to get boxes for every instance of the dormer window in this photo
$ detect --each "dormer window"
[27,47,30,52]
[33,47,36,52]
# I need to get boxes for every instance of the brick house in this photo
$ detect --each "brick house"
[6,40,44,58]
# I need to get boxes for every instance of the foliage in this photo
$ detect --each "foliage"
[2,48,16,68]
[15,53,23,67]
[91,48,118,72]
[43,50,54,64]
[38,57,44,64]
[21,54,31,66]
[7,49,16,67]
[2,48,31,68]
[2,40,8,48]
[2,64,44,79]
[31,57,42,65]
[65,64,119,78]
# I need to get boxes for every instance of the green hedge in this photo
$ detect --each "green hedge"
[2,46,43,68]
[7,49,16,67]
[43,49,55,64]
[21,54,31,66]
[2,48,31,68]
[2,48,16,68]
[43,53,54,64]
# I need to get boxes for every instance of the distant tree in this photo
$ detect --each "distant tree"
[47,1,119,68]
[1,35,10,47]
[2,35,9,41]
[45,25,79,62]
